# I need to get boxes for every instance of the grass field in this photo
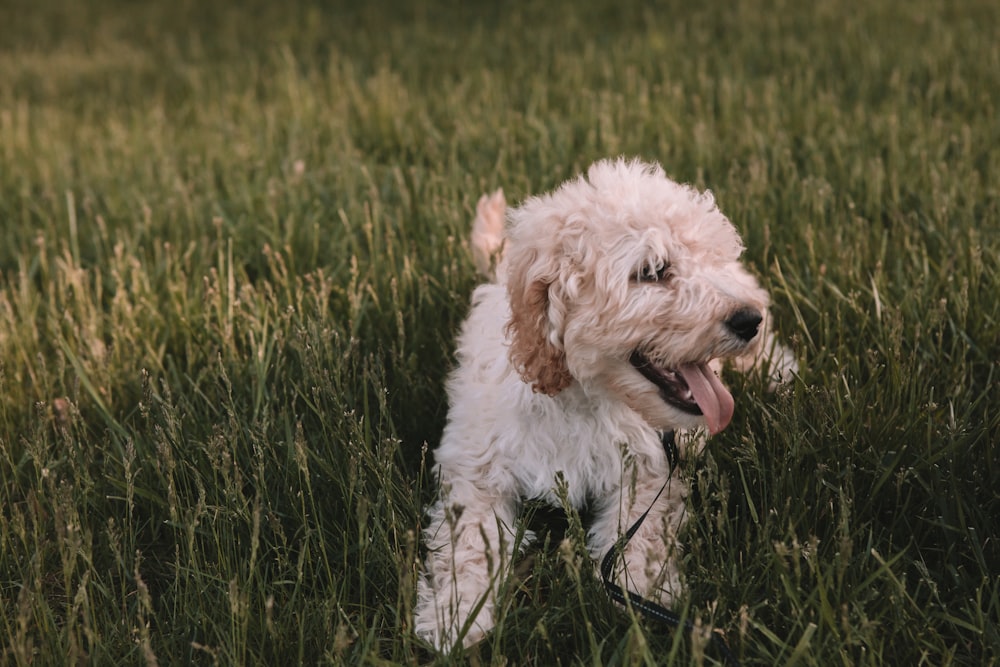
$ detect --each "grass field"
[1,0,998,664]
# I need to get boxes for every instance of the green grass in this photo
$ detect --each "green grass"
[1,0,997,664]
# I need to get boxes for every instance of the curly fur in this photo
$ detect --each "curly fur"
[414,158,797,649]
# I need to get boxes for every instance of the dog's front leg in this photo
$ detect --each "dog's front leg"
[414,481,517,649]
[587,473,688,608]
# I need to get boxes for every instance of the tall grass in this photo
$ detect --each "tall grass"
[0,0,997,664]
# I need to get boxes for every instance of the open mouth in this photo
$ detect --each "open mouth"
[628,351,735,434]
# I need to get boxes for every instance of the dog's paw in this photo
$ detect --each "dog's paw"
[414,566,496,651]
[414,590,492,650]
[763,340,798,390]
[730,323,798,391]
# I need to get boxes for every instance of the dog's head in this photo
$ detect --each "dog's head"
[504,158,769,434]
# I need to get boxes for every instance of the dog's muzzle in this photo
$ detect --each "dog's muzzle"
[628,352,736,434]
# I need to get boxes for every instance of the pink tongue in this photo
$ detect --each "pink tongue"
[678,363,735,435]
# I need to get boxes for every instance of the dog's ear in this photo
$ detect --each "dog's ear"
[505,251,573,395]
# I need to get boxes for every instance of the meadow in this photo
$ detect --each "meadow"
[0,0,997,664]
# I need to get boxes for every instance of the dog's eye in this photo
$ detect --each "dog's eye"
[635,260,671,283]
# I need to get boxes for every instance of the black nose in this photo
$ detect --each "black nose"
[726,308,762,342]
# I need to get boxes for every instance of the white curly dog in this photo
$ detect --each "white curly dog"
[415,158,796,649]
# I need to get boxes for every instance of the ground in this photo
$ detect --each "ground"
[0,0,997,664]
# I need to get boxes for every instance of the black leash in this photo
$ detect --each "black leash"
[600,431,742,667]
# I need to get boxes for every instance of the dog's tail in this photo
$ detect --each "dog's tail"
[470,188,506,281]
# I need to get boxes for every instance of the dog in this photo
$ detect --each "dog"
[414,158,796,649]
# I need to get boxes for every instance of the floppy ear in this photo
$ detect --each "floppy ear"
[505,250,573,395]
